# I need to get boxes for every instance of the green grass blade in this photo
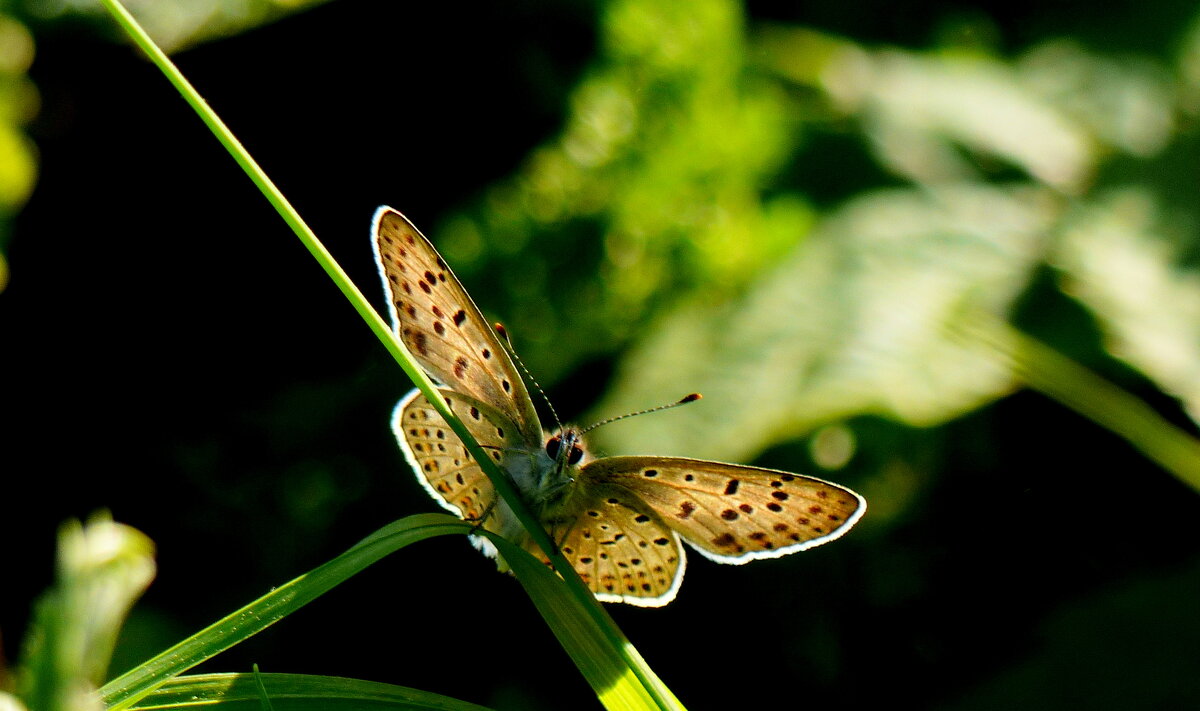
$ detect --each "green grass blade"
[127,672,494,710]
[99,514,471,711]
[94,0,568,584]
[97,2,683,708]
[93,0,410,393]
[484,534,684,711]
[1011,330,1200,492]
[251,665,274,711]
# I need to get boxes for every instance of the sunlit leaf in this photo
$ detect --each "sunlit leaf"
[436,0,799,382]
[0,11,38,292]
[592,184,1056,462]
[1017,41,1175,157]
[1054,189,1200,424]
[760,27,1096,190]
[24,0,330,52]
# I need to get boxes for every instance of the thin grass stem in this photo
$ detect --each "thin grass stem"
[97,2,682,709]
[958,313,1200,493]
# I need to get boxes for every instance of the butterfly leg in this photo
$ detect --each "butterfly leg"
[466,497,499,533]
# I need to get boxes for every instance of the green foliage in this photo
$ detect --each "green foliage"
[5,516,504,711]
[1052,190,1200,421]
[421,0,1200,499]
[7,0,1200,709]
[593,184,1048,462]
[35,511,677,711]
[97,514,475,710]
[0,10,37,291]
[53,4,686,708]
[18,0,330,52]
[485,534,681,711]
[437,0,807,381]
[5,514,155,711]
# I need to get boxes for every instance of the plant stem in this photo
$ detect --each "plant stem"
[966,314,1200,493]
[98,2,678,709]
[96,0,556,583]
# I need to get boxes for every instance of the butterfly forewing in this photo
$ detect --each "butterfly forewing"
[374,207,541,444]
[395,387,534,526]
[522,485,687,607]
[581,456,866,564]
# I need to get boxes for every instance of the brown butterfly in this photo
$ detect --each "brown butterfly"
[373,206,865,605]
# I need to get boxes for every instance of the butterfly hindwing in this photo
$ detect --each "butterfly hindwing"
[374,207,541,444]
[520,483,687,607]
[394,387,535,527]
[581,456,866,564]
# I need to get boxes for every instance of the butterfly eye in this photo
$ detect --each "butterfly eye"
[568,443,584,465]
[546,435,562,459]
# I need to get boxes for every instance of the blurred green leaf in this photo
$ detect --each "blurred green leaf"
[759,27,1097,190]
[544,12,1200,494]
[23,0,330,52]
[0,10,38,292]
[1053,189,1200,424]
[760,28,1177,188]
[1178,13,1200,113]
[436,0,804,381]
[591,184,1055,463]
[1017,41,1175,158]
[15,513,156,711]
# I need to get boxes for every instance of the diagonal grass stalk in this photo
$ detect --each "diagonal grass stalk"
[96,1,683,709]
[99,515,471,710]
[952,313,1200,493]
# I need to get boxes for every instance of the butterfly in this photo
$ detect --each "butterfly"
[372,206,865,606]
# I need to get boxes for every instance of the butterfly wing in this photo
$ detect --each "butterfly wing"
[394,387,538,534]
[518,485,687,607]
[376,207,862,602]
[581,456,865,564]
[374,207,541,444]
[395,388,689,604]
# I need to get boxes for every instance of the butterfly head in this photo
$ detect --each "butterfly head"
[545,429,586,467]
[525,428,585,511]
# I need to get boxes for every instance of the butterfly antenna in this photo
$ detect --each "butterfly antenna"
[494,322,564,431]
[579,393,702,435]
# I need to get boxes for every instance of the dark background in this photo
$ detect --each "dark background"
[4,1,1200,709]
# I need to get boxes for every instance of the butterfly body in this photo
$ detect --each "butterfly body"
[375,206,865,606]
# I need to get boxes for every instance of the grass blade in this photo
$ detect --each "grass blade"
[96,2,684,708]
[100,515,470,710]
[485,534,684,711]
[128,672,495,710]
